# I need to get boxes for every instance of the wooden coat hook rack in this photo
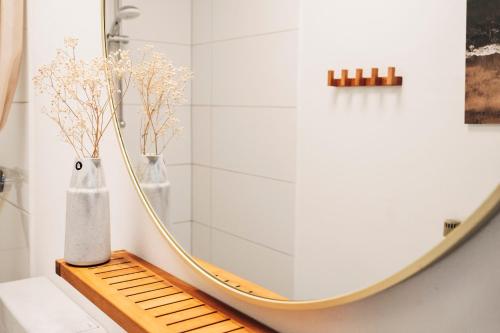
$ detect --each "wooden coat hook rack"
[327,67,403,87]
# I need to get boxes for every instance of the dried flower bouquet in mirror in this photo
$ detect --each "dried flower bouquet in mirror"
[127,45,194,229]
[132,45,193,156]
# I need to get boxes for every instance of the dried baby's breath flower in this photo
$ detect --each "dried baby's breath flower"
[33,37,132,159]
[132,45,193,155]
[64,37,79,48]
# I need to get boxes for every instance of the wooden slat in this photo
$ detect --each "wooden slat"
[113,276,163,290]
[88,257,131,269]
[120,281,172,297]
[105,271,153,285]
[56,250,276,333]
[187,320,243,333]
[92,262,137,274]
[127,286,179,303]
[148,299,204,318]
[167,313,229,332]
[98,266,145,279]
[139,293,191,310]
[156,305,216,326]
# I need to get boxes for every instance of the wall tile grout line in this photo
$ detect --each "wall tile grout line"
[122,103,192,107]
[162,163,192,168]
[192,164,296,184]
[173,220,192,225]
[192,28,300,46]
[191,221,294,258]
[124,102,296,109]
[192,104,296,109]
[0,196,30,215]
[0,246,29,253]
[189,0,195,257]
[208,0,214,263]
[128,38,191,47]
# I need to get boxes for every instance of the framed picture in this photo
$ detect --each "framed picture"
[465,0,500,124]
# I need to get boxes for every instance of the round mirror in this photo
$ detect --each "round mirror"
[103,0,500,302]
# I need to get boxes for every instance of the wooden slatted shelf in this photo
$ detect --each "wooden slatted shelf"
[194,258,287,301]
[56,250,276,333]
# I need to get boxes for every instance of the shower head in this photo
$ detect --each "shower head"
[108,5,141,37]
[115,5,141,21]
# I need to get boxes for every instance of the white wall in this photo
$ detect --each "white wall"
[0,27,30,283]
[294,0,500,299]
[190,0,300,298]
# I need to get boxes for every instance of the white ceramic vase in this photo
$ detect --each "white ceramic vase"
[64,158,111,266]
[137,155,171,229]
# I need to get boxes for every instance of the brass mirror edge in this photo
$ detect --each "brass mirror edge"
[100,0,500,310]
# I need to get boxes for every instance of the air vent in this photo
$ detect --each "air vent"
[443,219,462,237]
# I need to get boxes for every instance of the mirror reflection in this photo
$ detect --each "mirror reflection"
[105,0,500,300]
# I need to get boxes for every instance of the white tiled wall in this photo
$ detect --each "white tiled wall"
[211,229,294,297]
[118,0,299,297]
[211,107,296,181]
[120,0,192,252]
[191,107,211,166]
[122,0,191,45]
[191,0,299,298]
[211,32,298,107]
[0,41,30,283]
[211,169,295,254]
[211,0,300,41]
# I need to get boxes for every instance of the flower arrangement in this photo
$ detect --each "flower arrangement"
[33,37,131,159]
[132,45,193,156]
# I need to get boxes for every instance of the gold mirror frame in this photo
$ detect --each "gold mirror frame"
[0,0,24,130]
[100,0,500,310]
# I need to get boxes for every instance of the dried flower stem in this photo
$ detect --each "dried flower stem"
[33,37,132,159]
